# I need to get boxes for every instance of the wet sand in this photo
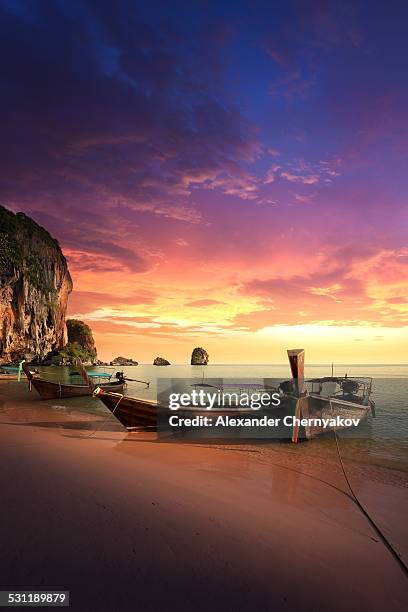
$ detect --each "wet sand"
[0,382,407,611]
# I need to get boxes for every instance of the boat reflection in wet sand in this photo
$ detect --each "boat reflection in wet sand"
[94,349,375,442]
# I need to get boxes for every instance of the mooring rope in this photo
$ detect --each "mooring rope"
[81,393,124,439]
[329,398,408,578]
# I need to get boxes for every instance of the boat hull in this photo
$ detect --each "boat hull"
[97,393,265,430]
[31,379,126,400]
[301,395,372,439]
[97,391,372,440]
[0,372,32,381]
[0,374,20,381]
[97,393,159,428]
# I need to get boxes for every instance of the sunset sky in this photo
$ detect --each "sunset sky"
[1,0,407,363]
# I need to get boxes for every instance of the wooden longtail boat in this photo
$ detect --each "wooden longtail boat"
[95,391,160,428]
[22,361,126,400]
[94,349,375,440]
[0,372,29,381]
[278,349,375,441]
[0,365,37,380]
[94,389,270,431]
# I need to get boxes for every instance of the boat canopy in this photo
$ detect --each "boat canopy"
[88,373,112,379]
[70,371,112,379]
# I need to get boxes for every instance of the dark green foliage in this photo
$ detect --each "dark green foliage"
[66,319,97,361]
[0,205,67,292]
[58,342,96,363]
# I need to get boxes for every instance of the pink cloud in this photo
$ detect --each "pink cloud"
[280,171,319,184]
[68,290,156,315]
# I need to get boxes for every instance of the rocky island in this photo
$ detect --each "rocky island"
[0,205,72,364]
[153,357,171,366]
[111,356,138,366]
[50,319,98,365]
[191,347,209,365]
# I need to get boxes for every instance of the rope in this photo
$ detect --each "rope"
[329,398,408,579]
[80,394,125,439]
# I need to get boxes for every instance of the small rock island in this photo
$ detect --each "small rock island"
[153,357,171,366]
[111,356,138,366]
[191,347,209,365]
[47,319,98,365]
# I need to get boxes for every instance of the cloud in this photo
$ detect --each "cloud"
[175,238,190,247]
[68,290,156,315]
[264,164,281,184]
[293,192,317,203]
[263,0,364,98]
[234,245,408,330]
[185,299,225,307]
[0,0,260,270]
[203,171,261,201]
[281,171,319,184]
[276,157,342,187]
[67,241,149,273]
[74,314,229,341]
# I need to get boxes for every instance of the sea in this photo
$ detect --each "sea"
[9,362,408,474]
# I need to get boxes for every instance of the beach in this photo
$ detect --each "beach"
[0,381,407,611]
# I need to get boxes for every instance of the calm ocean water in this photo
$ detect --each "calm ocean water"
[5,363,408,472]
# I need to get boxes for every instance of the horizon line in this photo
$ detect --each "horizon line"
[97,362,408,366]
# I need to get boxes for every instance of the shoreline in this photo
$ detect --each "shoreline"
[0,384,407,610]
[3,362,407,365]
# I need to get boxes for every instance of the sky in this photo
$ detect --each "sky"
[1,0,407,363]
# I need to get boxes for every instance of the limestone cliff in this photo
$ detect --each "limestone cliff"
[0,206,72,363]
